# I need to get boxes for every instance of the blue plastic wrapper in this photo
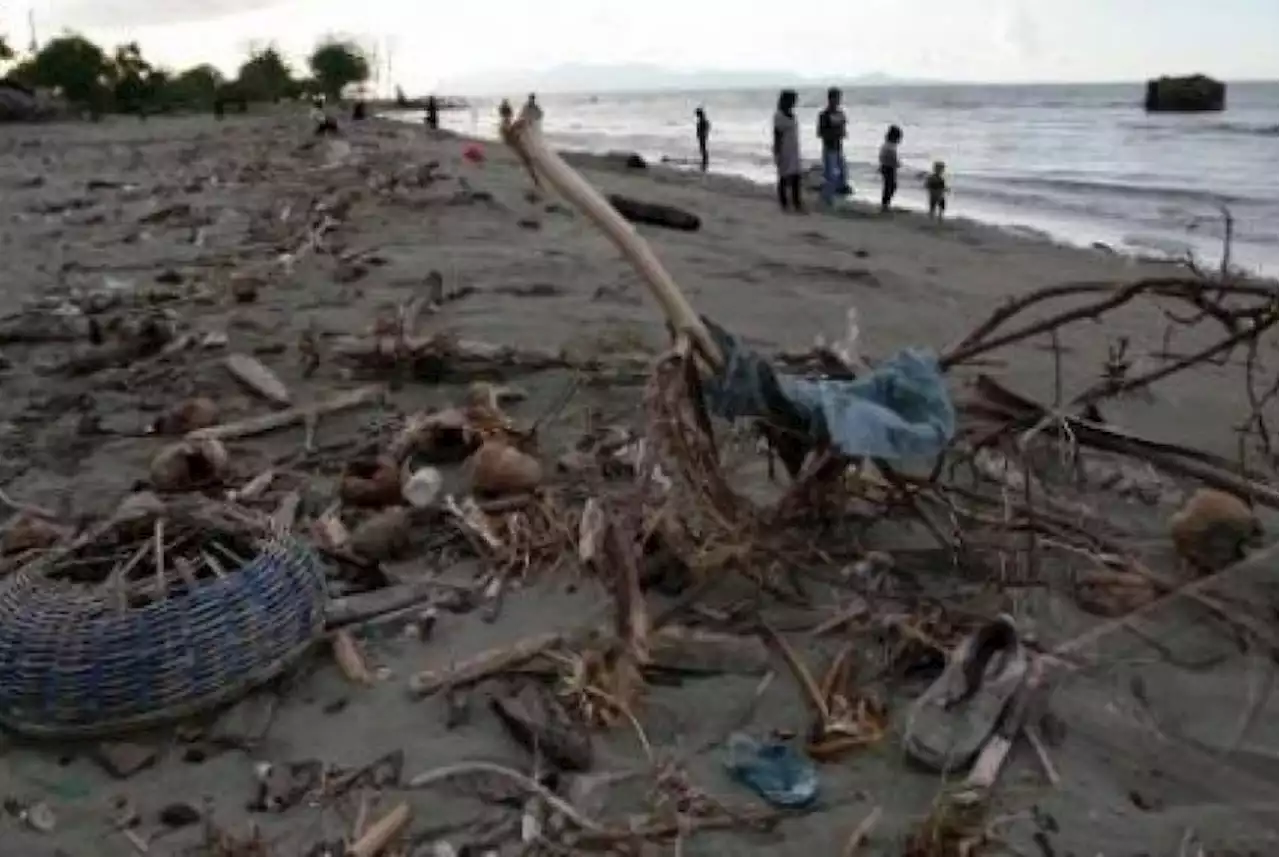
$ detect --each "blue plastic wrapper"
[725,732,819,808]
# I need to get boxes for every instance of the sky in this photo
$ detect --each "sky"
[2,0,1277,92]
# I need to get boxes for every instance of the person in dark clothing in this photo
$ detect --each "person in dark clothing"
[425,95,439,130]
[695,107,711,172]
[772,90,803,212]
[878,124,903,211]
[816,86,849,205]
[925,161,947,218]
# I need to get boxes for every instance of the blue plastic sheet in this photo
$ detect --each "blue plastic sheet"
[701,319,955,461]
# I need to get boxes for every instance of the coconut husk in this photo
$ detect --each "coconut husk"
[340,456,403,508]
[470,440,542,497]
[1169,488,1260,572]
[1,513,67,556]
[349,507,412,562]
[152,396,220,435]
[150,438,231,492]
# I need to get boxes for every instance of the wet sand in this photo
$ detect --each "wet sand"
[0,112,1274,856]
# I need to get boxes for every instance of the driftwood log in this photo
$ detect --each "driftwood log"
[607,194,701,232]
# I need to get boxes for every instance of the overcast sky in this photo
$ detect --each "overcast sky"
[2,0,1277,91]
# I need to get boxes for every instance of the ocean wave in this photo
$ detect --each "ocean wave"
[1121,119,1279,137]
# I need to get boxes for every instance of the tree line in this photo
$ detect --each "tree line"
[0,32,370,116]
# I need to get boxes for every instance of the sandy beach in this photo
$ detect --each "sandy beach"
[0,111,1274,856]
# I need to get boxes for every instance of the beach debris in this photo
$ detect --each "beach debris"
[408,629,573,699]
[158,802,202,828]
[150,437,231,491]
[252,759,324,812]
[760,625,887,761]
[343,801,410,857]
[842,806,882,857]
[490,681,594,771]
[470,440,542,496]
[332,629,376,685]
[901,615,1028,773]
[402,466,444,509]
[340,456,403,508]
[224,353,291,407]
[94,741,160,779]
[725,732,819,808]
[1169,488,1259,571]
[187,385,383,442]
[1,512,66,556]
[152,396,220,435]
[607,194,701,232]
[387,407,479,463]
[349,506,412,562]
[23,801,57,834]
[1073,568,1157,616]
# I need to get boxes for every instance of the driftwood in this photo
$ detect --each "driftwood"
[187,385,383,441]
[348,802,410,857]
[224,353,291,406]
[324,578,443,627]
[607,194,701,232]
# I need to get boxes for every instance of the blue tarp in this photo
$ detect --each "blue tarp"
[700,318,956,461]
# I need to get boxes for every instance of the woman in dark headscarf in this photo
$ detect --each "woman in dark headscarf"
[772,89,803,212]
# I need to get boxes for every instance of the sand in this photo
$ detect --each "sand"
[0,111,1274,856]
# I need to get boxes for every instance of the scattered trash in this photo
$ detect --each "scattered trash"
[725,732,819,808]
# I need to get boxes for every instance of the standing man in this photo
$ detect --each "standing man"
[424,95,439,130]
[816,86,849,205]
[695,107,711,172]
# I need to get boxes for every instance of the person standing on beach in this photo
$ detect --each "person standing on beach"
[424,95,439,130]
[878,124,903,211]
[773,90,803,212]
[816,87,849,205]
[695,107,711,172]
[925,161,947,218]
[520,93,543,124]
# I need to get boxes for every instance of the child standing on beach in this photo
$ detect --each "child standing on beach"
[878,124,903,212]
[925,161,947,218]
[773,90,803,212]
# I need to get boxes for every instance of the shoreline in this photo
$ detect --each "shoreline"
[386,107,1279,279]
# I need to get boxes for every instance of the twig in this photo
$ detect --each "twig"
[187,385,384,442]
[349,801,411,857]
[841,806,882,857]
[407,761,606,834]
[153,517,165,599]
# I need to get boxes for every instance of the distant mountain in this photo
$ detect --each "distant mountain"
[437,63,926,96]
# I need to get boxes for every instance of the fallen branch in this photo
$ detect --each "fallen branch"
[187,385,384,442]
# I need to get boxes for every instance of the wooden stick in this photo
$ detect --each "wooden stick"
[152,518,166,599]
[406,630,569,698]
[332,629,376,685]
[841,806,882,857]
[187,386,383,442]
[348,801,411,857]
[502,117,722,368]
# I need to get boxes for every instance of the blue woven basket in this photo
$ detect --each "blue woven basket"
[0,532,328,739]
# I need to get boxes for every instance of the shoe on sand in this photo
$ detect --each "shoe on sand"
[903,614,1029,774]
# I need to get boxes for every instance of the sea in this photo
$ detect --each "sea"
[403,82,1279,277]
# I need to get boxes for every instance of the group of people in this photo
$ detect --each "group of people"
[695,87,949,218]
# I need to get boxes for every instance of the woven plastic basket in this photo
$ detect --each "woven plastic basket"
[0,532,328,739]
